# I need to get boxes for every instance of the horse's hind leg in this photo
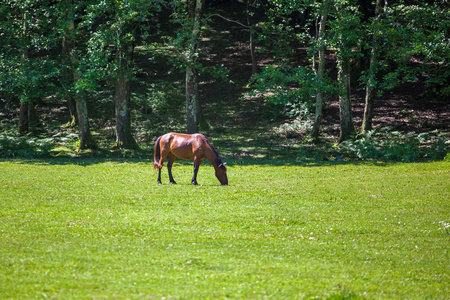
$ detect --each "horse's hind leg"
[157,153,168,185]
[167,153,177,184]
[157,168,162,185]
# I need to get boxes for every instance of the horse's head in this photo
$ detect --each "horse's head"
[215,163,228,185]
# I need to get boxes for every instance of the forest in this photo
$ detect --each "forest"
[1,0,449,161]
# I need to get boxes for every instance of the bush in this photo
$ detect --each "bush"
[0,124,79,158]
[273,117,313,139]
[0,133,53,158]
[338,128,449,162]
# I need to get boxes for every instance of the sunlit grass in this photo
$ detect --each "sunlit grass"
[1,159,449,299]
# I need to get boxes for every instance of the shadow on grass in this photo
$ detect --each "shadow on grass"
[1,156,393,168]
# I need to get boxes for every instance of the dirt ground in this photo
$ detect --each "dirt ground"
[322,81,450,137]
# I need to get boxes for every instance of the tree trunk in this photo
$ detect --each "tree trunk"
[114,66,138,149]
[186,65,200,133]
[65,98,77,127]
[75,95,96,150]
[18,10,32,134]
[311,0,330,141]
[18,101,39,134]
[63,14,95,150]
[362,81,376,133]
[338,57,353,143]
[62,17,77,127]
[18,101,29,134]
[73,70,96,150]
[186,0,204,134]
[361,0,385,133]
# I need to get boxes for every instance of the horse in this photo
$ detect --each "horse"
[153,133,228,185]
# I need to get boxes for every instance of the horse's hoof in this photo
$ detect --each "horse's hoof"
[157,181,162,185]
[191,181,198,185]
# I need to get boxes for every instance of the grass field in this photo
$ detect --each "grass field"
[1,159,449,299]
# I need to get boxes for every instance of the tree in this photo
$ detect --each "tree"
[361,0,385,133]
[331,0,362,142]
[0,0,59,134]
[111,0,161,149]
[78,0,161,149]
[185,0,205,134]
[114,47,137,150]
[60,1,97,150]
[110,0,142,150]
[311,0,331,141]
[59,1,78,127]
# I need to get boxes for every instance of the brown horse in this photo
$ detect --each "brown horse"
[153,133,228,185]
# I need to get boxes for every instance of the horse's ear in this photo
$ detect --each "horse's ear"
[218,163,227,169]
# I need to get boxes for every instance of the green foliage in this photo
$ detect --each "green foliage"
[330,0,363,58]
[273,117,313,139]
[156,1,230,82]
[0,58,60,102]
[338,129,449,162]
[0,0,61,102]
[1,160,449,298]
[250,0,450,125]
[359,2,450,94]
[250,65,314,104]
[133,82,179,113]
[248,64,336,118]
[0,121,80,158]
[131,79,185,139]
[0,133,53,158]
[248,0,364,124]
[257,0,319,59]
[72,0,163,93]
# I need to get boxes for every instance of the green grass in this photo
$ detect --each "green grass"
[1,159,449,299]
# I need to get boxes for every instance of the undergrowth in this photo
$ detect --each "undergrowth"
[337,127,449,162]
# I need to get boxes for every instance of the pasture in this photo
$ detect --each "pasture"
[1,159,449,299]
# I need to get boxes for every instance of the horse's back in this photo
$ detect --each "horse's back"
[160,132,202,139]
[161,132,206,160]
[164,133,206,145]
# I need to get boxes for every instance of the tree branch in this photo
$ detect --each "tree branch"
[209,14,253,30]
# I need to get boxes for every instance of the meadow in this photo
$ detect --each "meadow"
[0,159,449,299]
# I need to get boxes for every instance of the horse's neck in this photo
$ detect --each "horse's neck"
[206,151,220,168]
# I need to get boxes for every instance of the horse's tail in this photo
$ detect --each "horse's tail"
[153,136,163,169]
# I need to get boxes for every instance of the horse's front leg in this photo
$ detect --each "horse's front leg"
[167,154,177,184]
[191,157,203,185]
